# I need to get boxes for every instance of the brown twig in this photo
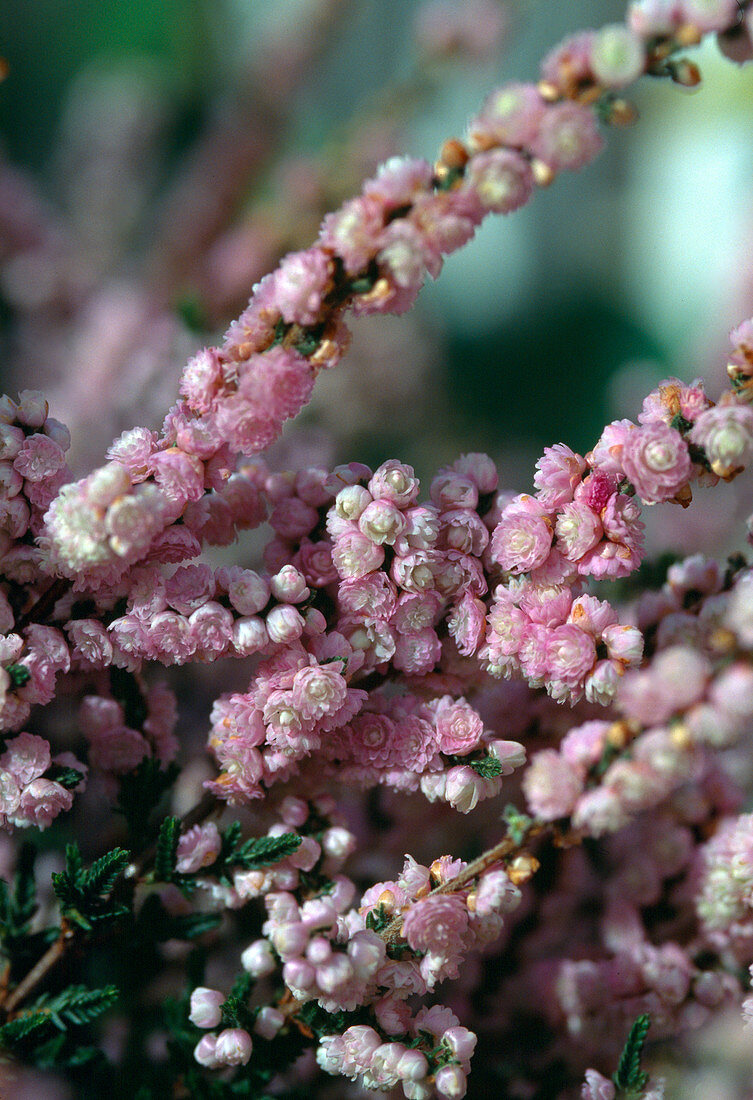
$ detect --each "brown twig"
[381,820,550,945]
[1,922,74,1018]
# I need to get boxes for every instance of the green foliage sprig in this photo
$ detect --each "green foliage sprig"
[51,844,130,931]
[212,822,302,885]
[613,1013,651,1096]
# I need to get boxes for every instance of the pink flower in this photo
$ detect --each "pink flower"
[0,732,51,786]
[435,1064,468,1098]
[295,539,339,587]
[577,537,643,580]
[214,1028,253,1066]
[517,622,550,683]
[465,149,534,214]
[601,623,643,665]
[588,419,634,476]
[689,404,753,475]
[339,577,396,624]
[180,347,224,413]
[541,31,595,89]
[530,102,604,171]
[430,471,479,511]
[581,1069,616,1100]
[269,496,318,540]
[447,593,487,656]
[434,698,484,756]
[491,511,552,574]
[371,222,427,314]
[619,646,710,724]
[332,531,385,579]
[391,551,440,593]
[589,24,645,87]
[638,377,708,426]
[358,499,406,546]
[444,766,487,813]
[189,987,225,1029]
[13,778,73,830]
[150,448,205,505]
[177,823,222,874]
[88,726,150,773]
[534,443,587,507]
[393,628,442,675]
[546,624,596,685]
[13,434,66,482]
[292,664,347,721]
[66,619,113,668]
[347,714,397,768]
[318,195,385,275]
[270,247,332,326]
[620,422,691,503]
[189,602,234,656]
[468,82,545,148]
[395,505,440,552]
[475,870,520,918]
[555,501,603,561]
[402,894,469,955]
[523,749,584,820]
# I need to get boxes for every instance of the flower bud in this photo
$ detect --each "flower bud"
[241,938,276,977]
[435,1063,468,1098]
[254,1006,285,1040]
[193,1033,220,1068]
[214,1028,253,1066]
[189,987,224,1029]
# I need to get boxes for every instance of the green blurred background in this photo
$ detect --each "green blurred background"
[1,0,753,484]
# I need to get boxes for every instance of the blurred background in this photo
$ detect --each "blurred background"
[1,0,753,531]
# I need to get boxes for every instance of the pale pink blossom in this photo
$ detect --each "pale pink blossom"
[523,749,584,819]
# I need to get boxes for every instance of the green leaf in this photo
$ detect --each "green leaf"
[613,1013,651,1094]
[4,663,31,688]
[1,984,119,1053]
[294,330,321,357]
[220,821,242,858]
[0,1011,51,1042]
[364,903,390,933]
[220,972,253,1029]
[232,833,302,870]
[52,845,130,929]
[51,844,84,910]
[502,804,532,846]
[43,764,84,790]
[85,848,130,897]
[468,755,504,779]
[154,815,181,883]
[41,983,119,1028]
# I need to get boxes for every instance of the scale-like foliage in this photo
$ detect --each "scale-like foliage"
[0,985,118,1045]
[613,1013,651,1095]
[51,845,130,930]
[154,815,181,882]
